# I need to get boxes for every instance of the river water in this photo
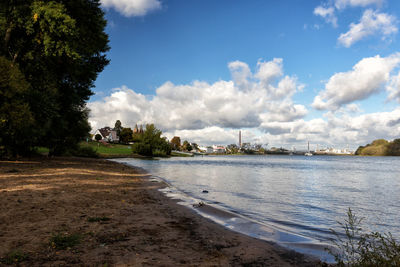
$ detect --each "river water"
[112,155,400,260]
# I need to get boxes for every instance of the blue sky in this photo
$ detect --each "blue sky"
[89,0,400,150]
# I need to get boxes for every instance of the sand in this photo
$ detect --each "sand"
[0,157,326,266]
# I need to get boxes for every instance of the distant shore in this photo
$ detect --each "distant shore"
[0,157,323,266]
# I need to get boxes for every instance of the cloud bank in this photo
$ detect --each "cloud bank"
[100,0,161,17]
[89,56,400,149]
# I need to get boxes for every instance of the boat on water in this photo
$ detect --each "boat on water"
[305,141,313,156]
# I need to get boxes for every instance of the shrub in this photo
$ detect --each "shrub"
[95,134,102,141]
[328,208,400,266]
[72,146,98,158]
[1,250,28,265]
[50,232,81,250]
[87,216,110,222]
[132,142,152,156]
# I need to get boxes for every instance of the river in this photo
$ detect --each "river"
[112,155,400,261]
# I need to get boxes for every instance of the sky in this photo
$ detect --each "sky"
[89,0,400,150]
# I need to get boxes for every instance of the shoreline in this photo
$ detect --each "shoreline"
[0,157,325,266]
[113,158,334,263]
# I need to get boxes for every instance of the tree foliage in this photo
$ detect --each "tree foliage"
[94,133,102,141]
[182,140,192,152]
[119,127,133,144]
[170,136,181,150]
[355,139,400,156]
[114,120,122,138]
[131,124,171,157]
[0,0,109,157]
[0,56,34,156]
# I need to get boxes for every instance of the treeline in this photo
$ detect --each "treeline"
[0,0,109,158]
[355,139,400,156]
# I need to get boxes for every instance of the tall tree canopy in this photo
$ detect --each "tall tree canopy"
[0,0,109,156]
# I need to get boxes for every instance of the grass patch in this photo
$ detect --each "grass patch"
[50,232,82,250]
[79,141,132,157]
[87,216,111,223]
[1,250,28,265]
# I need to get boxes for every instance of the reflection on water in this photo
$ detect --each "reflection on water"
[114,155,400,242]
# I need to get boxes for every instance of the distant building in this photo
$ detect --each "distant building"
[212,145,225,153]
[133,124,144,134]
[93,126,119,143]
[198,146,213,153]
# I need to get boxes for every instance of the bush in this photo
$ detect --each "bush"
[152,149,167,157]
[131,124,171,157]
[132,142,152,156]
[328,208,400,266]
[50,232,81,250]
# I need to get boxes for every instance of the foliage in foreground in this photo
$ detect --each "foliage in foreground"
[328,208,400,266]
[131,124,171,157]
[0,0,109,157]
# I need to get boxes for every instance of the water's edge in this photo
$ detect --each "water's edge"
[111,159,335,263]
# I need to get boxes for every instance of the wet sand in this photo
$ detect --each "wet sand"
[0,157,326,266]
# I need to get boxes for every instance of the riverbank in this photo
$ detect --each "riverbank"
[0,157,324,266]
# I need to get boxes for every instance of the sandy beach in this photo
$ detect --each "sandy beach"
[0,157,325,266]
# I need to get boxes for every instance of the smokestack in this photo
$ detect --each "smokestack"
[239,131,242,147]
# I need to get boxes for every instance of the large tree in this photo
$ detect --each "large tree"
[0,0,109,156]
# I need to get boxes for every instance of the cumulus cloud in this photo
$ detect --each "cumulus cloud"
[312,53,400,111]
[89,57,400,149]
[100,0,161,17]
[338,9,398,47]
[387,71,400,102]
[89,59,306,136]
[334,0,383,10]
[314,6,338,27]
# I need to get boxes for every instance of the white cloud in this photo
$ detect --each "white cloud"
[312,53,400,111]
[338,9,398,47]
[387,71,400,102]
[89,59,306,136]
[89,57,400,149]
[165,127,238,146]
[334,0,383,10]
[100,0,161,17]
[314,6,338,27]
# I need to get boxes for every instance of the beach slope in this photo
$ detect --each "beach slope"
[0,157,323,266]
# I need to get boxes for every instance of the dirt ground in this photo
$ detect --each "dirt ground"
[0,157,326,266]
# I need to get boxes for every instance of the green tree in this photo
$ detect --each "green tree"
[119,127,133,144]
[170,136,181,150]
[0,56,34,157]
[386,139,400,156]
[0,0,109,156]
[226,144,239,154]
[94,133,102,141]
[114,120,122,138]
[182,140,192,151]
[131,124,171,156]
